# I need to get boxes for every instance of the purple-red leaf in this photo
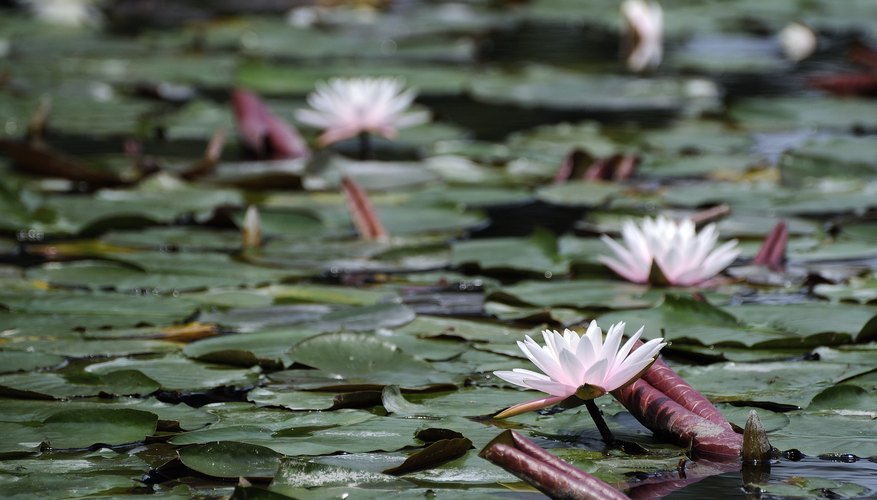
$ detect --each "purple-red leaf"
[642,355,732,430]
[752,221,788,269]
[480,430,629,500]
[554,148,594,183]
[809,73,877,97]
[341,175,389,241]
[232,89,309,160]
[613,378,741,462]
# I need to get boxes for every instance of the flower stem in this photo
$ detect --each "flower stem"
[358,132,372,160]
[584,399,615,446]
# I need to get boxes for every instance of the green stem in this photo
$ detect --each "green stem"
[358,131,371,160]
[585,399,615,446]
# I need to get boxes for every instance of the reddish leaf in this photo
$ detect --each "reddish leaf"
[613,377,741,462]
[752,221,788,269]
[611,340,741,461]
[642,356,732,430]
[341,176,389,241]
[554,148,595,183]
[625,459,738,499]
[611,154,639,181]
[584,154,639,182]
[556,150,639,184]
[583,157,612,182]
[480,430,629,500]
[850,43,877,70]
[809,73,877,96]
[181,127,226,180]
[231,89,309,160]
[689,204,731,227]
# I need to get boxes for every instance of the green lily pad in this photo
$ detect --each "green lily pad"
[730,97,877,131]
[723,303,877,344]
[535,182,623,207]
[288,332,455,388]
[42,408,158,449]
[491,279,657,310]
[781,136,877,184]
[470,65,717,114]
[85,354,259,392]
[0,351,65,374]
[676,361,876,408]
[451,229,568,276]
[178,441,282,479]
[768,413,877,457]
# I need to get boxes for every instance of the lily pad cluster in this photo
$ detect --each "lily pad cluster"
[2,0,877,498]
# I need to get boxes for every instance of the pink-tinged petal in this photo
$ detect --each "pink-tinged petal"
[493,395,567,419]
[558,348,585,385]
[317,127,360,147]
[599,255,649,283]
[562,329,580,351]
[600,322,625,367]
[603,360,652,391]
[581,321,604,360]
[614,326,644,367]
[622,337,666,367]
[494,368,551,389]
[701,240,740,274]
[600,235,643,272]
[522,377,576,397]
[519,338,567,383]
[582,358,609,387]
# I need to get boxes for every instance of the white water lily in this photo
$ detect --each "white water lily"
[621,0,663,72]
[295,77,429,147]
[494,322,665,418]
[600,216,740,286]
[241,205,262,249]
[779,22,817,62]
[27,0,96,27]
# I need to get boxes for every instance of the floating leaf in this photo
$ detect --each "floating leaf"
[288,332,455,388]
[178,441,282,479]
[42,408,157,449]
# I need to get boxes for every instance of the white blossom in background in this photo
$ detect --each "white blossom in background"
[295,77,429,147]
[493,322,665,418]
[779,22,817,62]
[600,215,740,286]
[621,0,663,72]
[27,0,97,27]
[241,205,262,249]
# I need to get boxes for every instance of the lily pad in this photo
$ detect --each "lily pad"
[178,441,282,479]
[287,332,455,388]
[42,408,158,449]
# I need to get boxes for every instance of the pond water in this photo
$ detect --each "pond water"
[2,0,877,499]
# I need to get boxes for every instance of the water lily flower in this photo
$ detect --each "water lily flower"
[621,0,663,72]
[295,77,429,147]
[494,322,665,418]
[779,22,817,62]
[28,0,96,27]
[241,205,262,249]
[600,216,740,286]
